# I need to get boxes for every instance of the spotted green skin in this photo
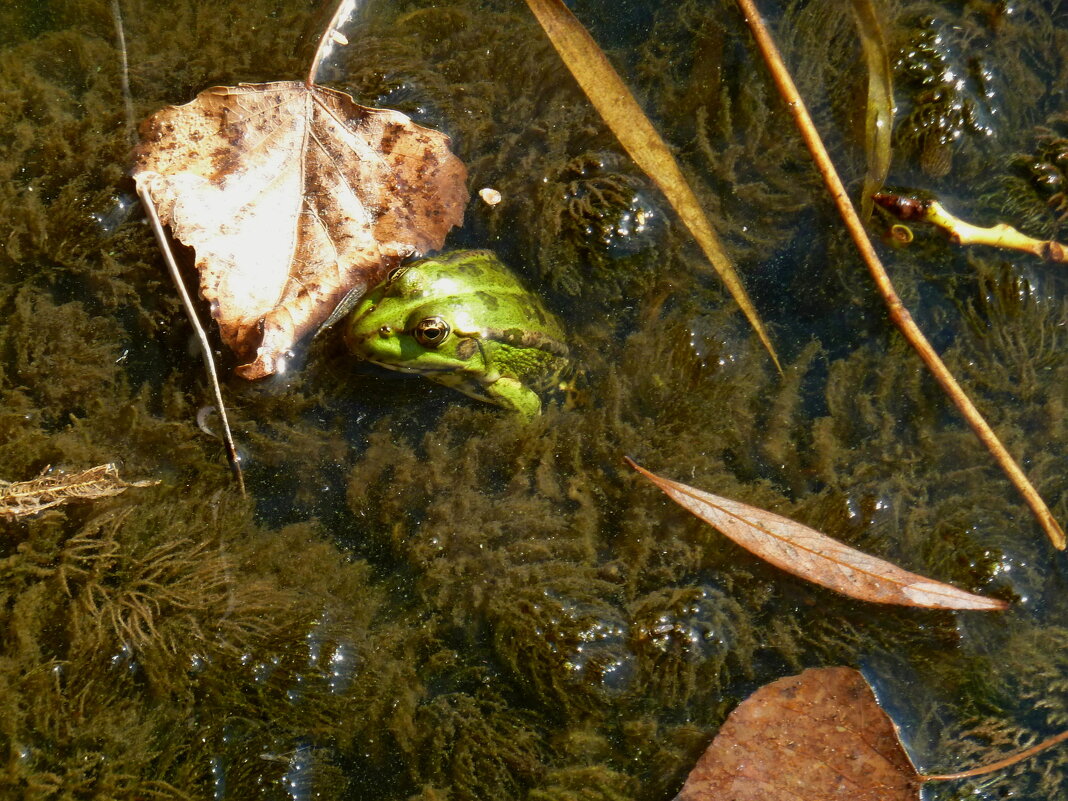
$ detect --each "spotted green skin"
[344,250,572,418]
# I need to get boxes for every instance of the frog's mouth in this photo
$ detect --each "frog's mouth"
[359,356,459,377]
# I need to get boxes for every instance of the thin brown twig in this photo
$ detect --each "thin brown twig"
[922,729,1068,781]
[734,0,1065,549]
[137,183,247,496]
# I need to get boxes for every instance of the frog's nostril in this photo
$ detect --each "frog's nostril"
[379,325,392,337]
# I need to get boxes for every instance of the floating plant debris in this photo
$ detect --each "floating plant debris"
[674,667,922,801]
[874,191,1068,262]
[522,0,781,371]
[627,459,1008,610]
[131,81,468,380]
[1,464,159,519]
[675,667,1068,801]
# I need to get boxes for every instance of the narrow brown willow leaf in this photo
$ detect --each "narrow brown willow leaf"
[1,464,158,519]
[674,667,921,801]
[875,193,1068,262]
[522,0,781,372]
[850,0,893,220]
[627,459,1008,610]
[131,81,468,380]
[733,0,1066,550]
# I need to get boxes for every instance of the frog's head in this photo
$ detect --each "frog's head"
[343,260,486,378]
[344,251,572,417]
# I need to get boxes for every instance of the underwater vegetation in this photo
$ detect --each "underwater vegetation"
[0,0,1066,799]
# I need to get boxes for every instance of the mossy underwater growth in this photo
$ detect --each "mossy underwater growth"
[1,0,1067,799]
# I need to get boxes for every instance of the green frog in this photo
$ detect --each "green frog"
[343,250,574,418]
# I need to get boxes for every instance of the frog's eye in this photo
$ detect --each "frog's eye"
[412,316,450,348]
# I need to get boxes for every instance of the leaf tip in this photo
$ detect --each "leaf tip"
[902,581,1010,611]
[623,455,653,481]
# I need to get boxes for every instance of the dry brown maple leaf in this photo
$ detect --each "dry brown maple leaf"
[626,458,1008,610]
[674,667,921,801]
[131,81,468,379]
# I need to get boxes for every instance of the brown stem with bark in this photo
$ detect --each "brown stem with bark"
[733,0,1065,549]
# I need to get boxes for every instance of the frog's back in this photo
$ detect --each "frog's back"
[421,250,556,302]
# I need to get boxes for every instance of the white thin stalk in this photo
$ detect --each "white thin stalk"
[138,182,247,496]
[306,0,361,87]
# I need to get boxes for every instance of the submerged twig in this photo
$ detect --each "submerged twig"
[137,183,247,496]
[735,0,1066,549]
[922,729,1068,782]
[874,193,1068,262]
[110,0,136,144]
[1,464,157,519]
[522,0,782,373]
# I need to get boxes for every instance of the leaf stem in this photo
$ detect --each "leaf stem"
[875,193,1068,262]
[922,729,1068,781]
[733,0,1065,550]
[137,183,247,497]
[306,0,360,87]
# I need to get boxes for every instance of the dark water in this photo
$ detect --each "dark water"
[1,0,1067,799]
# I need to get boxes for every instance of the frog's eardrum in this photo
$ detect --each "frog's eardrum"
[131,81,468,380]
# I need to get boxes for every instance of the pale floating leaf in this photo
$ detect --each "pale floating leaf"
[627,459,1008,610]
[131,81,468,379]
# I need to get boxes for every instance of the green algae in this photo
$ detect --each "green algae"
[0,0,1066,798]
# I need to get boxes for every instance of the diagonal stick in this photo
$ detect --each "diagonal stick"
[138,183,247,497]
[735,0,1064,549]
[306,0,359,87]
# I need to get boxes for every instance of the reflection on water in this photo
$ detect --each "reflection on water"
[0,0,1066,799]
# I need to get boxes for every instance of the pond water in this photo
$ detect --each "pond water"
[1,0,1067,799]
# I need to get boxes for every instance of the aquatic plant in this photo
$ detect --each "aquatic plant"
[0,0,1066,798]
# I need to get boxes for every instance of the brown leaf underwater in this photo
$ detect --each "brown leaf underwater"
[674,667,922,801]
[626,459,1008,610]
[131,81,469,379]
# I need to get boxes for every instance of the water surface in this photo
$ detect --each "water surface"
[0,0,1066,799]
